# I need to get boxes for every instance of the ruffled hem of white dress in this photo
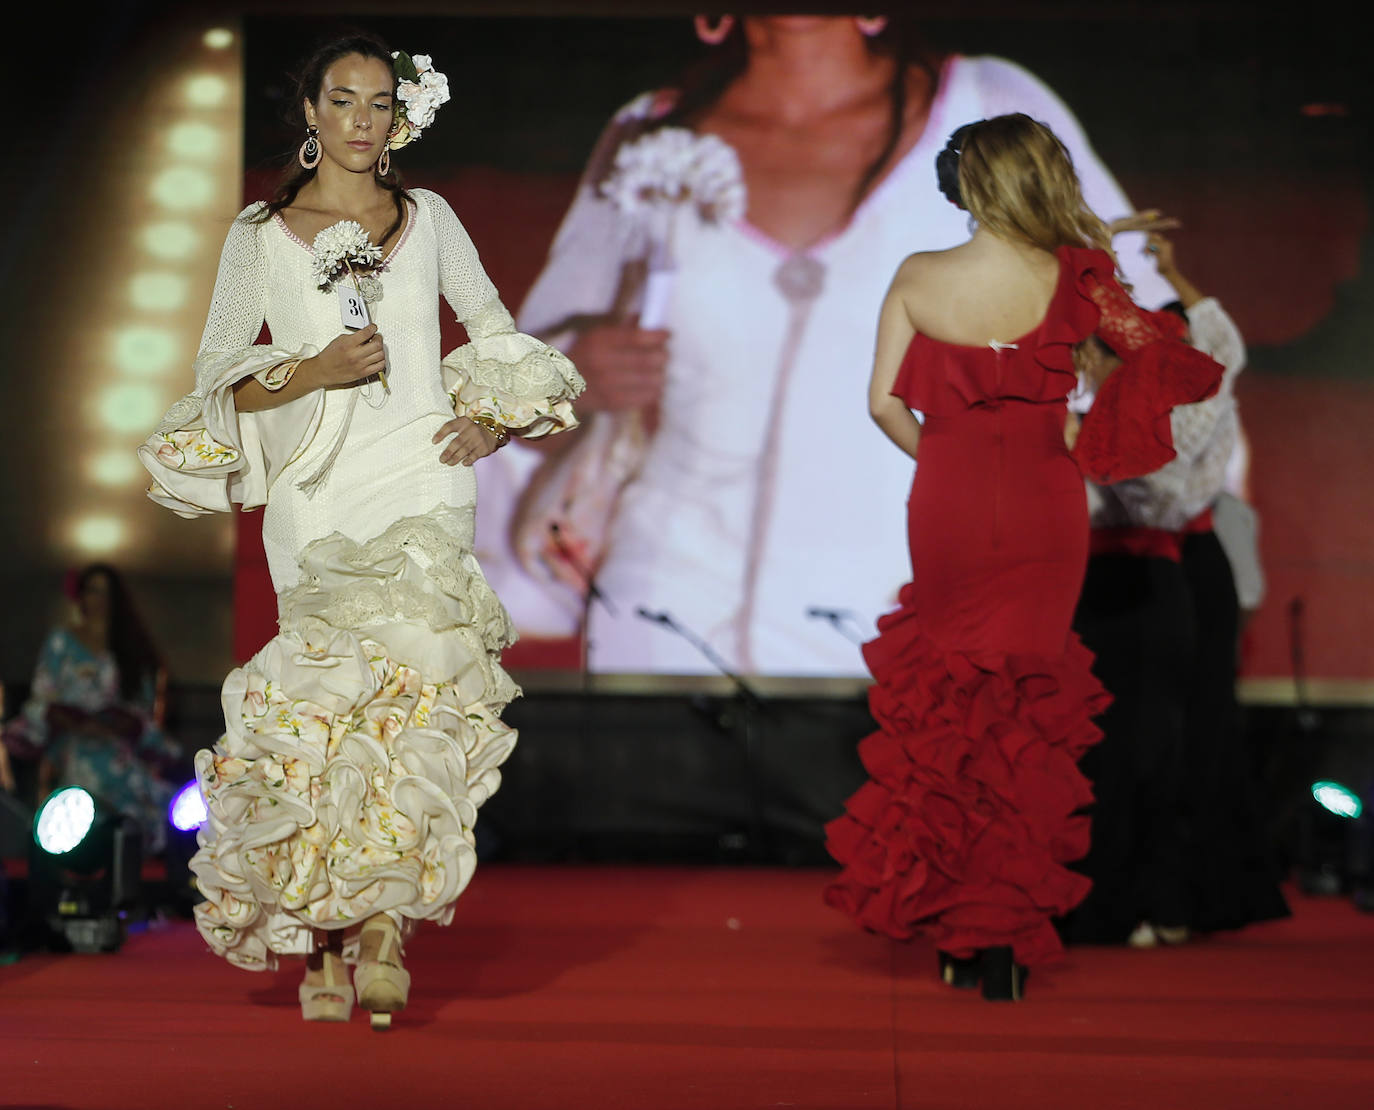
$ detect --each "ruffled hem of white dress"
[189,506,519,971]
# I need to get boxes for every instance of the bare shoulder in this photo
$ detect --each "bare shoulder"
[887,247,973,331]
[890,246,966,291]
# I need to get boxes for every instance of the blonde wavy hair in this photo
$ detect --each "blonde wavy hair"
[955,114,1112,254]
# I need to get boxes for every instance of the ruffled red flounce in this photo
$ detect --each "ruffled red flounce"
[1073,338,1224,484]
[824,585,1110,967]
[1063,248,1225,484]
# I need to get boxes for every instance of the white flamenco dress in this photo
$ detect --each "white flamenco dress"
[138,188,582,970]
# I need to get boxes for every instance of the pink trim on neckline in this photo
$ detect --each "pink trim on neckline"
[271,199,416,270]
[729,55,962,260]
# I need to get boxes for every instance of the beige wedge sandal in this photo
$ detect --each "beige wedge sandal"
[355,915,411,1030]
[299,948,354,1022]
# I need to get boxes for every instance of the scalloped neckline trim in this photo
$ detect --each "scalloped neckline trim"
[271,200,416,270]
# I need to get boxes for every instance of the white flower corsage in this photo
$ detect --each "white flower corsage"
[311,220,383,291]
[390,51,450,150]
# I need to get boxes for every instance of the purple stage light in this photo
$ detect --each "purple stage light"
[169,780,208,832]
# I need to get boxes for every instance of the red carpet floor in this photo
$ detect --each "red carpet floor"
[1,867,1372,1110]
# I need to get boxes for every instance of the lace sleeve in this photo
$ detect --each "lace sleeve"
[417,190,584,438]
[196,208,268,358]
[1073,270,1224,483]
[137,205,323,517]
[1088,275,1170,355]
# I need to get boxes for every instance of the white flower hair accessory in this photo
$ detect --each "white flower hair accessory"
[389,51,450,150]
[311,220,384,290]
[599,128,747,227]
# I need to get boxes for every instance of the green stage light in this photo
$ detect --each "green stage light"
[34,787,96,855]
[29,789,142,953]
[1312,780,1363,820]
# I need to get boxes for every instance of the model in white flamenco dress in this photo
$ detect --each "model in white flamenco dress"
[138,188,582,987]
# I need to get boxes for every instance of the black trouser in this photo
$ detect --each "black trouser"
[1177,531,1289,931]
[1062,552,1194,943]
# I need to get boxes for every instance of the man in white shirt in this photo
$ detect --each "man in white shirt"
[1064,234,1287,946]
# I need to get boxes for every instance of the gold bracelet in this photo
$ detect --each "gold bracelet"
[468,412,509,448]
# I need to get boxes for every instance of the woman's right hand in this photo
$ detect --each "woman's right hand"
[567,323,670,412]
[1107,209,1181,237]
[305,324,388,388]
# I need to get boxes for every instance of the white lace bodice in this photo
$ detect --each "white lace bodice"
[139,188,582,591]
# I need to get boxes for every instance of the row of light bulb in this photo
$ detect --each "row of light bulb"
[71,29,240,556]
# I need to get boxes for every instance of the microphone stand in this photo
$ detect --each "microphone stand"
[805,606,867,647]
[548,521,616,693]
[1289,596,1338,893]
[635,607,770,860]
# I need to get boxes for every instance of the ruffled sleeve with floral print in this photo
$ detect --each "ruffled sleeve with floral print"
[419,190,584,437]
[137,203,324,518]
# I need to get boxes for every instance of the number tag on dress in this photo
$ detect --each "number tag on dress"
[338,285,371,329]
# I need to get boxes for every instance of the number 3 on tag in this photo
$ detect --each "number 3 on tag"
[338,286,371,329]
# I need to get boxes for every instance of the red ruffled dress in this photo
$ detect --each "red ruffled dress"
[824,246,1223,966]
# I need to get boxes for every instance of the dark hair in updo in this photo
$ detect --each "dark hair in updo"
[938,114,1112,253]
[935,122,976,209]
[250,32,410,243]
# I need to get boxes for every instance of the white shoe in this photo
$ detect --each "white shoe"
[1127,921,1158,948]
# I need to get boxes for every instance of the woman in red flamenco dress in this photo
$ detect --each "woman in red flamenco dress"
[824,114,1223,1000]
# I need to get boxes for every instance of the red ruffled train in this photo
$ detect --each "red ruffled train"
[825,245,1223,968]
[824,593,1110,966]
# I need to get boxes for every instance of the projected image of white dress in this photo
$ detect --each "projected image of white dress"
[482,48,1173,676]
[138,189,581,970]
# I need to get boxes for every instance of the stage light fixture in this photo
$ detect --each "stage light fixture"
[1312,780,1363,820]
[150,167,214,210]
[70,515,127,555]
[29,789,142,953]
[89,451,140,487]
[34,787,96,855]
[127,273,189,313]
[96,382,162,432]
[140,222,200,260]
[113,324,179,372]
[163,782,206,915]
[184,74,228,108]
[1299,776,1373,896]
[203,28,235,50]
[169,781,207,833]
[166,121,221,160]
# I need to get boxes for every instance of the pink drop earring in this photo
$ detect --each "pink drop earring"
[378,139,391,177]
[694,15,735,45]
[298,125,321,169]
[855,16,888,37]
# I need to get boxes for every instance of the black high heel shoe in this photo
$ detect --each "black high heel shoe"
[979,946,1027,1001]
[937,951,981,990]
